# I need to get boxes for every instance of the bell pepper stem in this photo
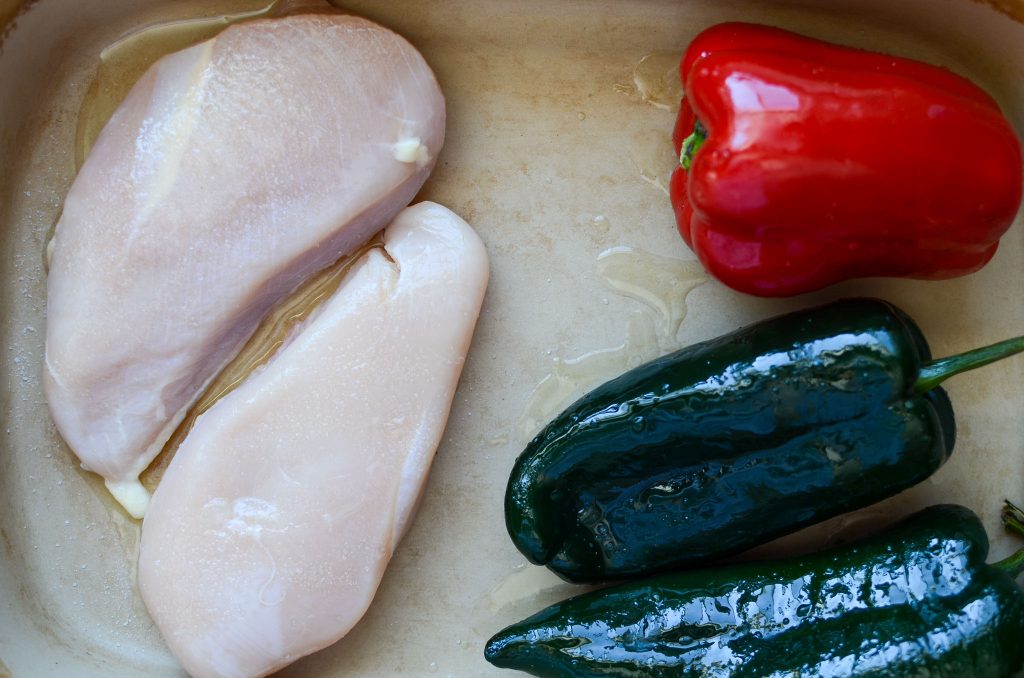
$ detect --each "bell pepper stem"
[994,500,1024,578]
[680,119,707,171]
[914,336,1024,394]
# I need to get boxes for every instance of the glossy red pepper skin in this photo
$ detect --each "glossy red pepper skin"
[671,23,1024,297]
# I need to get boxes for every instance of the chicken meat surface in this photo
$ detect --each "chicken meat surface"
[44,13,445,517]
[138,203,487,678]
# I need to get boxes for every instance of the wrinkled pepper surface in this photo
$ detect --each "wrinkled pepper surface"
[505,298,1024,582]
[670,22,1023,297]
[487,504,1024,677]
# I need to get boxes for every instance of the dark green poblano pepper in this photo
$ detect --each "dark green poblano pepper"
[506,298,1024,582]
[486,503,1024,678]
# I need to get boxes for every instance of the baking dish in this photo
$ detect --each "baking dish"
[1,0,1022,675]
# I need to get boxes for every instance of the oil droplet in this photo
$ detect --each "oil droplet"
[628,124,678,196]
[428,662,438,673]
[141,239,381,492]
[596,247,706,345]
[577,111,587,121]
[632,52,683,111]
[517,312,659,441]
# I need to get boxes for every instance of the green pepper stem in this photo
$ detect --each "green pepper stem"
[679,119,707,171]
[994,500,1024,578]
[914,336,1024,394]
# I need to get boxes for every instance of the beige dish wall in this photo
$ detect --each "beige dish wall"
[1,0,1023,676]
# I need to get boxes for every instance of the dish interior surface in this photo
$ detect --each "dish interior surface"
[1,0,1023,675]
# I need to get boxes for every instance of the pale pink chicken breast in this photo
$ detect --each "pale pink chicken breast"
[138,203,488,678]
[44,13,445,517]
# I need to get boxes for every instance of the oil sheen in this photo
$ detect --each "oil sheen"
[596,247,706,342]
[516,248,706,442]
[632,52,683,110]
[73,0,282,168]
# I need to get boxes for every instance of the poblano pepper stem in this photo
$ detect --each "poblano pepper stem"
[679,119,706,170]
[915,335,1024,394]
[995,500,1024,578]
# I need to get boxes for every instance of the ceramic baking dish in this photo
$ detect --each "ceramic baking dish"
[1,0,1023,675]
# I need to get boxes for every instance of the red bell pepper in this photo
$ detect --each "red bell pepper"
[670,22,1023,297]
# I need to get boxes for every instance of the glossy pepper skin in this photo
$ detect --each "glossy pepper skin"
[670,22,1024,297]
[505,298,956,583]
[486,505,1024,677]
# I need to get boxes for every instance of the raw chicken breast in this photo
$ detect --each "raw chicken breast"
[44,13,445,517]
[138,202,488,678]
